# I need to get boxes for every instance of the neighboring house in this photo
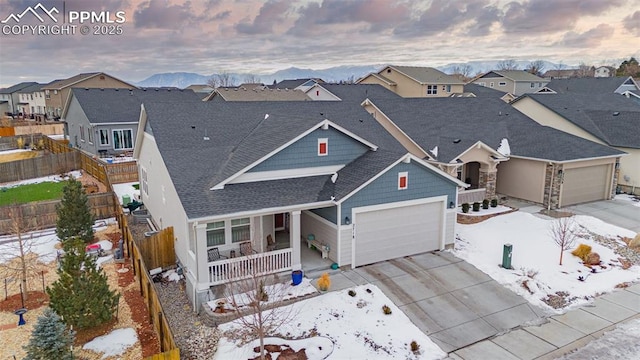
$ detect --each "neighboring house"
[133,100,465,309]
[362,97,624,208]
[62,88,202,157]
[542,69,579,79]
[546,76,640,95]
[0,82,39,116]
[512,93,640,195]
[16,83,47,120]
[269,78,323,92]
[42,72,136,119]
[357,65,465,98]
[185,84,214,99]
[303,83,402,102]
[594,66,615,78]
[203,87,310,101]
[463,83,515,102]
[472,70,549,96]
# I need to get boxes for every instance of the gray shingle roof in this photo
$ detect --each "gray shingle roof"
[369,97,625,162]
[42,72,135,90]
[524,93,640,148]
[0,82,39,94]
[319,84,401,102]
[70,88,202,124]
[269,79,322,89]
[17,83,45,93]
[144,101,405,219]
[212,88,310,101]
[481,70,548,82]
[463,83,506,98]
[546,77,635,94]
[390,66,465,85]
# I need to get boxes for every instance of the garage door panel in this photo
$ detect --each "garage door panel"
[562,165,609,206]
[354,201,442,267]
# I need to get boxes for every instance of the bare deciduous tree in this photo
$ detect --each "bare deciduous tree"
[207,71,237,88]
[451,64,473,81]
[241,74,262,84]
[526,60,546,76]
[497,59,519,70]
[575,62,594,78]
[550,216,578,265]
[225,268,299,360]
[0,204,47,301]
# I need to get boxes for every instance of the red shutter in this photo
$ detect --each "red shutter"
[399,175,407,189]
[319,142,327,155]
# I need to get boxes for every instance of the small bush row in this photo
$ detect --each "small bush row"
[461,198,499,213]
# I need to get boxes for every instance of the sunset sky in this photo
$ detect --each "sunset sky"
[1,0,639,87]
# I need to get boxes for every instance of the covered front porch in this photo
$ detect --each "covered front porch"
[202,210,335,287]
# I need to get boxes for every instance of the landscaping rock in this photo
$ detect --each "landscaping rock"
[629,234,640,251]
[585,252,601,265]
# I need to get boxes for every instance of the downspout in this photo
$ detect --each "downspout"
[191,221,198,312]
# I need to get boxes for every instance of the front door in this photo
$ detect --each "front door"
[275,213,284,231]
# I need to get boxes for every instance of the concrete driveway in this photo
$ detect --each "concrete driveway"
[328,252,548,353]
[564,199,640,233]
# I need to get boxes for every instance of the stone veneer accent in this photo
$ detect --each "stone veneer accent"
[543,163,563,209]
[479,169,497,200]
[611,158,620,198]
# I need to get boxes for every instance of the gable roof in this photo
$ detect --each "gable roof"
[205,88,310,101]
[0,82,39,94]
[66,88,202,124]
[480,70,548,82]
[546,77,638,94]
[367,97,624,162]
[269,79,323,89]
[357,73,397,85]
[318,84,402,102]
[42,72,136,90]
[386,66,465,85]
[16,83,46,93]
[517,93,640,148]
[142,101,406,219]
[463,83,506,98]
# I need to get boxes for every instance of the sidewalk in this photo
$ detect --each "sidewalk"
[448,283,640,360]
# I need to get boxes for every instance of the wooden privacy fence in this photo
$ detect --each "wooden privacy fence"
[42,136,72,154]
[134,228,176,271]
[105,161,139,184]
[0,192,116,234]
[114,200,179,359]
[0,152,79,183]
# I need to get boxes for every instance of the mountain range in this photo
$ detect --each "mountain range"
[135,61,570,89]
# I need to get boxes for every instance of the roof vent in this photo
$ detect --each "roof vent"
[453,139,461,144]
[613,111,620,116]
[191,125,195,129]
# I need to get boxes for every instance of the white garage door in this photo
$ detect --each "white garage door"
[561,165,610,206]
[353,200,443,267]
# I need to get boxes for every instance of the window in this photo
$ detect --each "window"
[499,82,506,86]
[45,90,50,99]
[446,85,451,92]
[530,82,535,88]
[318,138,328,156]
[99,129,109,146]
[113,129,133,150]
[79,125,85,141]
[478,82,486,87]
[489,82,494,88]
[141,167,148,195]
[427,85,438,95]
[398,171,408,190]
[206,221,225,247]
[54,90,58,95]
[87,128,93,143]
[231,218,250,243]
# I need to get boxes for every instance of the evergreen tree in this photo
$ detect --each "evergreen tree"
[24,308,75,360]
[47,238,120,329]
[56,175,95,243]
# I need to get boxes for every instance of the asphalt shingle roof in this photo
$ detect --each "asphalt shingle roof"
[546,77,636,94]
[269,79,321,89]
[463,83,507,98]
[390,66,465,85]
[43,72,135,90]
[213,88,310,101]
[482,70,548,82]
[319,84,401,102]
[369,97,625,162]
[524,93,640,148]
[145,101,405,219]
[0,82,39,94]
[70,88,202,124]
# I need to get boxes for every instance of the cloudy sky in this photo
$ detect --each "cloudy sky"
[0,0,639,87]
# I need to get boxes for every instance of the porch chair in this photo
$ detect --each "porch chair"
[266,234,276,251]
[207,247,227,262]
[239,241,257,256]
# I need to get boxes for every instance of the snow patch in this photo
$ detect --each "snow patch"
[82,328,138,359]
[497,138,510,156]
[429,145,438,158]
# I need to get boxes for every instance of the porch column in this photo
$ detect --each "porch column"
[195,223,208,285]
[291,210,301,271]
[478,168,497,200]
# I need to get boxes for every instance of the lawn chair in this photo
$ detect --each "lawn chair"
[207,247,227,262]
[266,234,276,251]
[240,241,257,256]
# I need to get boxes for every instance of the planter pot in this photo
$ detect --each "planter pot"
[292,270,303,286]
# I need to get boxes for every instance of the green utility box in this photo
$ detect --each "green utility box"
[502,243,513,269]
[122,195,131,206]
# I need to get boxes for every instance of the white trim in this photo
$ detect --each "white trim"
[318,137,328,156]
[304,84,342,100]
[133,104,146,159]
[398,171,408,190]
[112,128,134,150]
[303,209,339,229]
[90,122,139,126]
[452,140,508,163]
[509,154,626,164]
[350,196,447,268]
[337,153,467,205]
[98,128,110,146]
[211,119,378,190]
[228,165,344,184]
[188,200,335,223]
[361,99,430,159]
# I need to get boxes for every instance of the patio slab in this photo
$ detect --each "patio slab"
[523,319,586,348]
[426,261,492,292]
[451,281,527,317]
[580,297,638,323]
[491,329,557,360]
[454,340,520,360]
[599,288,640,312]
[483,303,542,332]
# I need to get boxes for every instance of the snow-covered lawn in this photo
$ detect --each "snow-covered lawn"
[207,278,317,311]
[0,170,82,188]
[112,182,140,205]
[454,211,640,312]
[615,193,640,208]
[214,284,446,360]
[82,327,138,359]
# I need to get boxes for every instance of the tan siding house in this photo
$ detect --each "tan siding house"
[357,65,464,98]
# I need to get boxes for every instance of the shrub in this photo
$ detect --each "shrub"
[472,202,480,212]
[571,244,592,261]
[461,203,470,213]
[410,340,420,354]
[317,273,331,291]
[630,234,640,250]
[16,137,25,149]
[491,198,498,208]
[348,290,356,297]
[482,199,489,209]
[382,305,392,315]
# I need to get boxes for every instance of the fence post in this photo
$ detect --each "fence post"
[158,312,164,352]
[147,282,153,324]
[138,259,143,296]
